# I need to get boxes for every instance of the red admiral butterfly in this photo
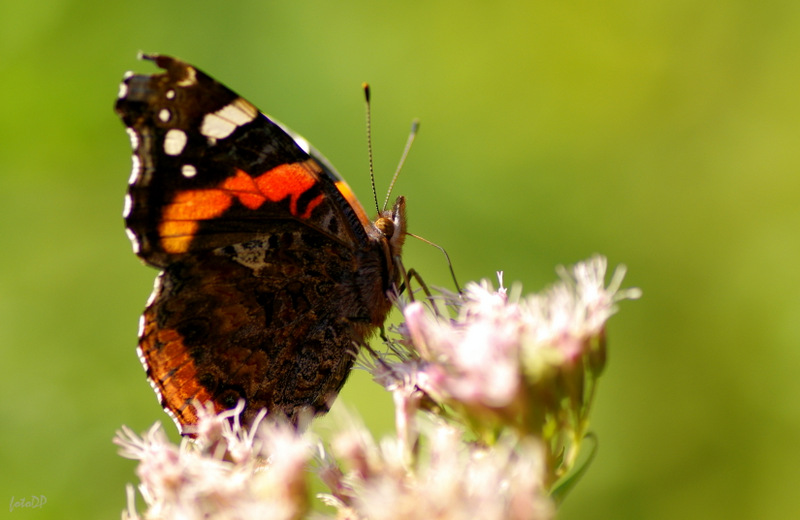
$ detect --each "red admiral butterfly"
[115,54,406,434]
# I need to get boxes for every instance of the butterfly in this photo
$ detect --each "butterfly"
[115,54,406,433]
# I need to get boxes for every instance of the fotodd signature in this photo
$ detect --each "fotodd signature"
[9,495,46,512]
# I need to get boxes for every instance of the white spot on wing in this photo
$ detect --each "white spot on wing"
[176,66,197,87]
[163,128,187,156]
[292,134,311,154]
[122,193,133,218]
[224,98,258,124]
[126,127,139,151]
[166,89,175,99]
[125,227,140,253]
[136,345,147,367]
[164,404,184,435]
[147,373,165,402]
[181,164,197,178]
[229,240,268,269]
[137,314,146,338]
[146,273,162,307]
[118,82,128,99]
[158,109,170,123]
[201,114,236,140]
[128,154,141,185]
[273,119,321,161]
[200,97,258,140]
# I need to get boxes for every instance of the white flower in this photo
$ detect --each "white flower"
[322,421,553,520]
[114,402,314,520]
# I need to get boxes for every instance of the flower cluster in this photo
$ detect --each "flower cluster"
[319,418,553,520]
[370,256,640,485]
[114,402,314,520]
[116,256,638,518]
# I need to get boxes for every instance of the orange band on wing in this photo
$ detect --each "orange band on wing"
[159,161,322,254]
[334,180,371,229]
[140,323,219,430]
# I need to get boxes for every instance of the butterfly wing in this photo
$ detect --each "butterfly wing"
[115,54,401,432]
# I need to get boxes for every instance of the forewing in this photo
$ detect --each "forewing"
[116,54,368,268]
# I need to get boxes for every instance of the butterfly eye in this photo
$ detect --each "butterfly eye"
[375,216,395,238]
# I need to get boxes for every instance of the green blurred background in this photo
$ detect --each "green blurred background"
[2,1,799,518]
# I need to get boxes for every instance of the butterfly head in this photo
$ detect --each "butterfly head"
[376,195,407,256]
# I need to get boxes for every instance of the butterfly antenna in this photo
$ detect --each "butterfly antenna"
[383,118,420,212]
[363,83,380,214]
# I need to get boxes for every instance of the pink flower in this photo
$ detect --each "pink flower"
[321,421,554,520]
[114,401,314,520]
[366,256,639,476]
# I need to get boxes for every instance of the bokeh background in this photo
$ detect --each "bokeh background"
[2,1,799,518]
